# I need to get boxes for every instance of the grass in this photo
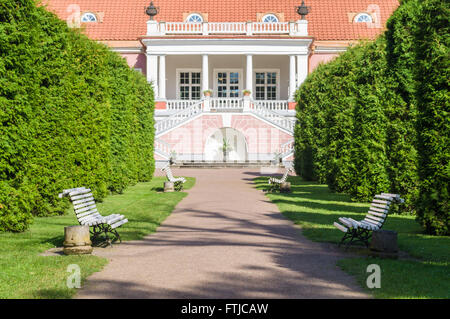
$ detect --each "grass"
[254,176,450,299]
[0,176,195,299]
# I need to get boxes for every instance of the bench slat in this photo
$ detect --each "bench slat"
[70,193,94,201]
[370,203,390,209]
[366,214,384,223]
[75,204,97,214]
[69,188,92,196]
[72,197,95,206]
[375,194,394,201]
[372,199,390,205]
[76,209,99,219]
[79,212,101,222]
[361,220,379,230]
[333,222,348,233]
[111,219,128,229]
[106,215,125,225]
[338,218,353,228]
[367,210,386,218]
[363,218,382,227]
[369,206,389,214]
[73,201,96,210]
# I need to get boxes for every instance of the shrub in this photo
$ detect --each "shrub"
[0,0,155,231]
[295,39,391,201]
[385,0,421,210]
[413,0,449,235]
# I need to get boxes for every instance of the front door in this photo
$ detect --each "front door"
[214,70,242,98]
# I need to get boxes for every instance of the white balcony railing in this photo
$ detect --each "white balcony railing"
[148,21,308,37]
[167,100,200,111]
[253,100,289,111]
[165,99,289,111]
[210,98,243,109]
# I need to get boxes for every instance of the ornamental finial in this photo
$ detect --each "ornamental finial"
[296,1,310,20]
[146,1,159,20]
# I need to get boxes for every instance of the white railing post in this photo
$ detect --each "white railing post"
[294,20,308,36]
[147,20,161,36]
[243,96,251,112]
[203,96,210,112]
[202,22,208,35]
[159,21,166,35]
[246,21,253,36]
[289,21,295,36]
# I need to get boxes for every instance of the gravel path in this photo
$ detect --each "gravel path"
[76,168,369,299]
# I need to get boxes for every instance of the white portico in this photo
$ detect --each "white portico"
[142,20,312,109]
[141,15,312,165]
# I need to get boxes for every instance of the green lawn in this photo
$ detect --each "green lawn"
[254,176,450,299]
[0,176,195,299]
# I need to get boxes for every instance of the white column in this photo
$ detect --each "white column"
[158,55,166,100]
[246,54,253,98]
[147,54,158,98]
[289,55,296,100]
[202,54,209,93]
[297,54,309,88]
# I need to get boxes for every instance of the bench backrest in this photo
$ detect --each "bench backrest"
[161,165,175,181]
[59,187,100,225]
[280,167,292,182]
[363,193,403,229]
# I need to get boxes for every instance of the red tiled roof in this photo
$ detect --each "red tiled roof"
[43,0,399,41]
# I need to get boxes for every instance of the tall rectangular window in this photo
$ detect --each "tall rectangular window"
[214,70,242,98]
[255,71,278,100]
[178,71,201,100]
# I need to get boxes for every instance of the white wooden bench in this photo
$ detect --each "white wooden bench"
[268,167,292,192]
[333,193,404,249]
[161,164,186,191]
[58,187,128,246]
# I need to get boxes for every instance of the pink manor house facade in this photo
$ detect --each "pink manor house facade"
[46,0,399,166]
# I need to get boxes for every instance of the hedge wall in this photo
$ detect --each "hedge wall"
[294,0,448,234]
[295,39,392,201]
[385,0,420,210]
[0,0,155,232]
[412,0,449,235]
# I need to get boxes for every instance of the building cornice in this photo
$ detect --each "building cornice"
[141,37,313,55]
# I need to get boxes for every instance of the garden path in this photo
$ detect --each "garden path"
[76,168,369,298]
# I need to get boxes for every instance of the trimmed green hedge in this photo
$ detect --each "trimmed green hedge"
[413,0,449,235]
[385,0,420,211]
[0,0,154,232]
[294,0,448,234]
[295,39,391,201]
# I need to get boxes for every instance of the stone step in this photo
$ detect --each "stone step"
[174,161,284,168]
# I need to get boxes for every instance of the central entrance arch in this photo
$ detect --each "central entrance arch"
[204,127,248,161]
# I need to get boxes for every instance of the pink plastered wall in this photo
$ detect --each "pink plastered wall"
[309,53,340,73]
[120,53,147,74]
[158,114,293,155]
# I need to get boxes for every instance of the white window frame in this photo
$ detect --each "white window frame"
[253,69,280,101]
[213,69,243,98]
[354,13,373,23]
[186,13,204,23]
[81,12,98,22]
[262,14,279,23]
[176,68,202,100]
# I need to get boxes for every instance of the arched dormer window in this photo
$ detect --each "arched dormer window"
[262,14,279,23]
[81,12,98,22]
[186,13,204,23]
[354,13,373,23]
